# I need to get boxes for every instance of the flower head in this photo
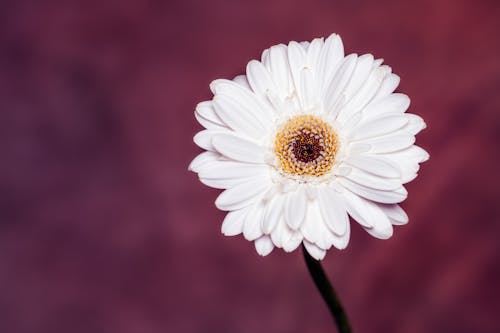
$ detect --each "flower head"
[189,34,428,260]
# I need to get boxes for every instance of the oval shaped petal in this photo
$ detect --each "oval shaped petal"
[215,179,270,211]
[317,187,348,235]
[212,133,266,164]
[284,189,307,230]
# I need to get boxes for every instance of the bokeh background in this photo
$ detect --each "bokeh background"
[1,0,499,332]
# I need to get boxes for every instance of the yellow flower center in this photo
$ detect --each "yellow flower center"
[274,115,338,177]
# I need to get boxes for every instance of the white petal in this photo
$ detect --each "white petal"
[344,191,393,239]
[195,101,226,130]
[188,151,219,173]
[303,241,326,260]
[300,201,331,250]
[385,145,430,166]
[316,206,351,250]
[364,222,393,239]
[402,173,418,184]
[274,217,304,252]
[199,160,269,181]
[341,111,363,134]
[341,54,374,103]
[403,145,430,162]
[243,202,265,241]
[254,236,274,256]
[317,187,348,235]
[209,79,274,127]
[262,185,279,202]
[372,73,400,102]
[363,93,410,118]
[221,208,248,236]
[261,48,270,66]
[343,190,394,239]
[337,66,387,124]
[336,166,353,176]
[280,178,299,193]
[344,155,401,178]
[343,167,401,191]
[348,142,371,155]
[232,75,251,89]
[341,189,373,228]
[305,186,318,200]
[287,41,307,98]
[404,114,427,135]
[215,179,270,211]
[246,60,280,100]
[282,229,303,252]
[299,67,317,111]
[362,207,393,239]
[196,101,219,121]
[284,189,307,230]
[333,219,350,250]
[303,39,323,108]
[199,161,270,190]
[350,114,408,140]
[212,133,266,164]
[383,146,429,183]
[199,176,241,190]
[268,44,293,97]
[357,134,415,153]
[339,178,407,204]
[270,218,284,248]
[262,194,284,234]
[324,54,357,115]
[382,161,418,184]
[378,204,409,225]
[306,37,323,69]
[213,95,267,138]
[317,34,344,93]
[193,130,220,151]
[194,112,220,131]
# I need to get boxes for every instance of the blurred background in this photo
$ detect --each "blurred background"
[1,0,499,332]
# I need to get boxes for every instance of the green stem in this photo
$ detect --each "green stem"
[302,245,352,333]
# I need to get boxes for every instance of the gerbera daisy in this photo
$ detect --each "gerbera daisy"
[189,33,428,260]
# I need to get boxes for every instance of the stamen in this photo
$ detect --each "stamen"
[274,115,338,177]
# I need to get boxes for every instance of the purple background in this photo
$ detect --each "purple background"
[1,0,500,332]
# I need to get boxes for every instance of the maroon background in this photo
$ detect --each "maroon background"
[1,0,500,332]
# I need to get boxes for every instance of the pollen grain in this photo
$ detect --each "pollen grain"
[274,115,338,177]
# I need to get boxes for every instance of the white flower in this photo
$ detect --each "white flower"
[189,34,428,260]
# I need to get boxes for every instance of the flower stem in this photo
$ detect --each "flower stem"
[302,245,352,333]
